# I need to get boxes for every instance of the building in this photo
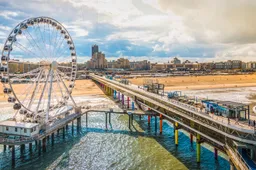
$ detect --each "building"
[214,60,242,70]
[0,120,39,137]
[87,52,107,69]
[150,63,167,71]
[92,44,99,56]
[246,62,256,70]
[130,60,150,70]
[107,58,130,69]
[171,57,181,64]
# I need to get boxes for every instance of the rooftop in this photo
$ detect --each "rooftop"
[0,120,39,128]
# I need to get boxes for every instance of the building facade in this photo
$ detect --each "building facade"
[92,44,99,56]
[87,52,107,69]
[130,60,150,70]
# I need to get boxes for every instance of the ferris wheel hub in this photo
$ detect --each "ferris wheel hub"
[51,61,58,70]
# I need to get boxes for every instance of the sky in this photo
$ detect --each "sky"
[0,0,256,63]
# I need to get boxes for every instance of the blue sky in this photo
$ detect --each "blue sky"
[0,0,256,63]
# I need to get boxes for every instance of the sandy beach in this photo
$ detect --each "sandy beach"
[129,74,256,91]
[0,74,256,103]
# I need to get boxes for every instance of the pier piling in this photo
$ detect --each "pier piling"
[63,127,65,139]
[29,143,32,152]
[196,134,201,163]
[11,145,15,167]
[51,133,54,146]
[42,138,46,152]
[38,140,41,156]
[175,122,179,146]
[155,115,157,134]
[160,114,163,135]
[190,134,193,144]
[105,112,108,129]
[214,148,218,160]
[3,145,6,152]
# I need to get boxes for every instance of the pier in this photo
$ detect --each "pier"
[90,74,256,170]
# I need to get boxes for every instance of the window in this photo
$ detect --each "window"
[6,127,8,131]
[15,128,17,132]
[24,129,27,133]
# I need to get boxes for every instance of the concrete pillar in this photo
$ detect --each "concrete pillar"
[190,134,193,144]
[160,114,163,135]
[42,138,46,152]
[20,144,25,154]
[66,124,68,131]
[122,94,124,105]
[86,112,88,128]
[77,117,81,132]
[63,127,65,139]
[148,115,151,126]
[175,122,179,146]
[29,143,32,152]
[38,140,41,155]
[72,120,74,134]
[51,133,54,146]
[155,115,157,134]
[11,145,15,167]
[105,112,108,129]
[127,97,130,108]
[196,134,201,163]
[214,148,218,160]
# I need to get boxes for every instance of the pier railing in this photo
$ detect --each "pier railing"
[225,144,251,170]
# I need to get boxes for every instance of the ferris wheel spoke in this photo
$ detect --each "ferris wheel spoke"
[27,69,44,109]
[47,24,53,61]
[9,66,43,81]
[54,71,65,101]
[13,42,43,62]
[35,69,50,117]
[50,26,59,61]
[52,30,63,59]
[58,65,72,69]
[53,37,65,61]
[24,30,48,60]
[57,69,71,81]
[56,71,76,107]
[35,23,50,60]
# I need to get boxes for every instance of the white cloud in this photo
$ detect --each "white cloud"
[215,44,256,62]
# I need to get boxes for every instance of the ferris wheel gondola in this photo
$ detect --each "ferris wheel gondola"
[1,16,78,124]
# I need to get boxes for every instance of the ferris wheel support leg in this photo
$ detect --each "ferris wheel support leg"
[46,69,54,123]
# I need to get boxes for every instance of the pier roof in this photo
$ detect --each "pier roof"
[0,120,39,128]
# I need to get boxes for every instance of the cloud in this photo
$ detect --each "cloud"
[215,43,256,62]
[157,0,256,44]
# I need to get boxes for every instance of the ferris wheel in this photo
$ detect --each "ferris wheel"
[1,16,77,124]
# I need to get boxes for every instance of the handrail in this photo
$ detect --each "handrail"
[225,144,251,170]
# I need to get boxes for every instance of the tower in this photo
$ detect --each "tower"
[92,44,99,56]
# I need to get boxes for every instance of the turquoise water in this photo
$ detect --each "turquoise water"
[0,111,230,170]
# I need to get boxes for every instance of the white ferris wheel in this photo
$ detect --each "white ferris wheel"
[1,16,78,125]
